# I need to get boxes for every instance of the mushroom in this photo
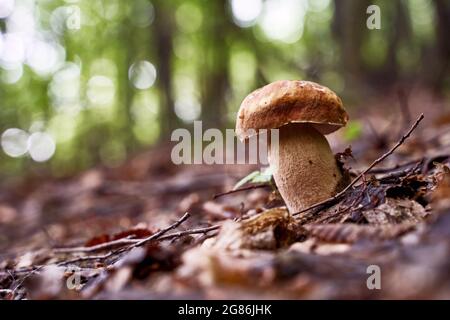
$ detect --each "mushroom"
[236,80,349,213]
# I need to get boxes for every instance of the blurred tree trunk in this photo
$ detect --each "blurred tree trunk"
[153,0,180,139]
[431,0,450,93]
[201,0,231,129]
[119,5,136,151]
[332,0,369,92]
[384,0,410,82]
[368,0,411,88]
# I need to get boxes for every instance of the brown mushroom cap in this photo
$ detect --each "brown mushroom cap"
[236,80,348,140]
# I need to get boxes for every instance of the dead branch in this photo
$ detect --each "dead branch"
[54,212,191,253]
[366,158,422,174]
[57,252,116,266]
[53,236,138,254]
[52,214,219,256]
[156,225,220,241]
[56,225,220,265]
[133,211,191,247]
[1,217,221,279]
[213,183,270,199]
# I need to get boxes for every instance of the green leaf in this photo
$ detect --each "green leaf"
[252,167,273,183]
[344,120,363,142]
[233,171,260,190]
[233,167,273,190]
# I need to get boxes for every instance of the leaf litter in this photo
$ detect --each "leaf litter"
[1,109,450,299]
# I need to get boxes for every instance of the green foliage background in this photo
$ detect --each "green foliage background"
[0,0,448,178]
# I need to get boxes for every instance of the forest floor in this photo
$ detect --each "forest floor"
[1,90,450,299]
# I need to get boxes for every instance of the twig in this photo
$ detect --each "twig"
[365,158,422,174]
[213,184,269,199]
[53,236,138,254]
[53,212,191,253]
[52,213,220,255]
[11,265,46,294]
[133,212,191,247]
[57,252,116,266]
[3,213,219,279]
[377,164,420,182]
[401,160,424,181]
[156,225,220,241]
[293,113,424,217]
[56,225,220,265]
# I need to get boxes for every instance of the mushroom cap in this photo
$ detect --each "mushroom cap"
[236,80,348,140]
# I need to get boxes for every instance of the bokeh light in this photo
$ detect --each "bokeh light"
[131,0,155,27]
[131,91,159,144]
[173,36,195,60]
[308,0,330,12]
[128,61,157,90]
[230,0,262,27]
[175,98,201,123]
[87,75,115,106]
[0,0,14,19]
[26,39,66,77]
[50,6,71,35]
[27,132,56,162]
[0,33,25,69]
[1,128,29,158]
[259,0,308,43]
[6,2,36,35]
[1,64,23,84]
[49,62,82,112]
[175,3,203,33]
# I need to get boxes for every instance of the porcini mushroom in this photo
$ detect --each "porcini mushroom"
[236,80,349,213]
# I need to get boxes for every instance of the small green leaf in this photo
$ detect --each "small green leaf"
[233,167,273,190]
[233,171,260,190]
[344,120,363,142]
[252,167,273,183]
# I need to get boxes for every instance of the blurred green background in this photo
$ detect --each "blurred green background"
[0,0,449,178]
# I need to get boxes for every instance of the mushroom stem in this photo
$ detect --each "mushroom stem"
[268,123,342,213]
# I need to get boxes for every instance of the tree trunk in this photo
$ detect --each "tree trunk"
[200,0,231,130]
[153,0,180,139]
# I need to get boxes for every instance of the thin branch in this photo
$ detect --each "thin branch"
[377,161,422,182]
[133,211,191,247]
[53,212,191,253]
[213,183,269,199]
[11,265,46,294]
[52,213,220,255]
[365,158,422,174]
[57,252,116,266]
[53,236,138,254]
[56,225,220,265]
[3,213,219,279]
[293,113,424,217]
[156,225,220,241]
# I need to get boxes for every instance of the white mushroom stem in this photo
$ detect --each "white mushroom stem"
[268,123,342,213]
